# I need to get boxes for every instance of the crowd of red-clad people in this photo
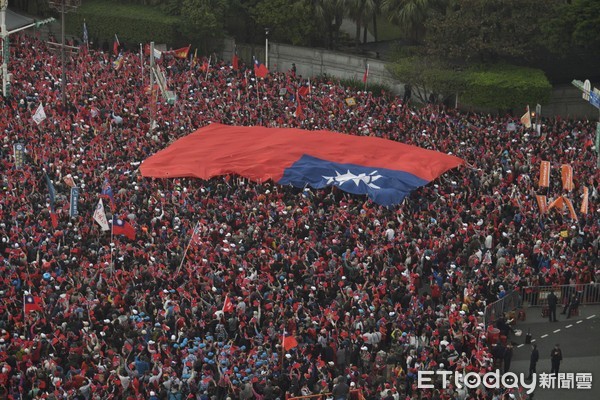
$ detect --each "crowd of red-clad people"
[0,33,598,400]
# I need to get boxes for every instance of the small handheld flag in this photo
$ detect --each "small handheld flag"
[520,105,531,129]
[113,34,120,56]
[222,295,234,313]
[32,103,47,125]
[112,216,136,240]
[24,294,43,313]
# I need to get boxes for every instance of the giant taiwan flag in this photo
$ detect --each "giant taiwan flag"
[140,124,464,206]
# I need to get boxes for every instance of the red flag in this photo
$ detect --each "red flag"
[232,47,239,70]
[191,222,202,245]
[113,34,120,56]
[254,58,269,78]
[173,45,191,59]
[112,217,136,240]
[298,85,309,98]
[296,91,304,119]
[24,294,43,313]
[362,64,369,84]
[283,335,298,350]
[222,295,234,313]
[50,212,58,228]
[143,43,150,56]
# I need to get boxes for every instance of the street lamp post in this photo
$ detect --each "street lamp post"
[48,0,80,106]
[264,27,270,70]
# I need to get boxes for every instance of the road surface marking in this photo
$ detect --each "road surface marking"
[586,314,596,320]
[531,339,536,342]
[565,324,573,329]
[518,344,524,348]
[576,320,583,324]
[541,334,548,338]
[553,329,561,333]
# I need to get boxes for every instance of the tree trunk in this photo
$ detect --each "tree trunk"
[355,20,361,47]
[363,23,368,44]
[372,13,378,43]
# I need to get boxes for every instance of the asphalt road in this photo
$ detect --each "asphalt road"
[507,304,600,399]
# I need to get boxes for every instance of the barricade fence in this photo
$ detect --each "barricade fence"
[520,283,600,307]
[484,290,522,327]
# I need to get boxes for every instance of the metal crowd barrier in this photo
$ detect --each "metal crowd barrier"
[484,290,522,326]
[520,283,600,307]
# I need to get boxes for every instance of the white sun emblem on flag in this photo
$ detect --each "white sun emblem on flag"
[323,170,382,189]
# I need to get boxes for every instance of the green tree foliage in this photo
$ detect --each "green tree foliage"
[179,0,228,51]
[386,56,465,103]
[302,0,346,49]
[542,0,600,55]
[65,0,181,47]
[387,57,551,110]
[346,0,376,46]
[461,64,552,110]
[425,0,560,64]
[382,0,445,43]
[250,0,318,46]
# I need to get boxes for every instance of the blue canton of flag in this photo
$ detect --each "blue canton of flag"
[279,155,427,206]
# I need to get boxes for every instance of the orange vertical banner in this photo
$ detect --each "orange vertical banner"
[561,164,574,191]
[536,195,548,214]
[546,196,564,212]
[538,161,550,188]
[580,187,589,215]
[562,197,578,221]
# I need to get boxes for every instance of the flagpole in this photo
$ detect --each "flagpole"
[204,55,211,81]
[140,43,143,87]
[176,222,197,275]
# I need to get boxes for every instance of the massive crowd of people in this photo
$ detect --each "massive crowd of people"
[0,33,598,400]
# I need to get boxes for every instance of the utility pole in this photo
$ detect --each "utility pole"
[48,0,80,106]
[264,27,270,70]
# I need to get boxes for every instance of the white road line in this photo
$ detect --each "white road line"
[553,329,561,333]
[541,334,548,338]
[586,314,596,320]
[531,339,536,342]
[565,324,573,329]
[518,344,524,348]
[576,320,583,324]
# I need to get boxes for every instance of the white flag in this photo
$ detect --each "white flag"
[153,48,162,60]
[93,199,110,231]
[32,103,47,125]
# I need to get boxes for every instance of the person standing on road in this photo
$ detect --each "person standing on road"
[547,291,558,322]
[550,344,563,374]
[503,343,514,372]
[527,344,539,380]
